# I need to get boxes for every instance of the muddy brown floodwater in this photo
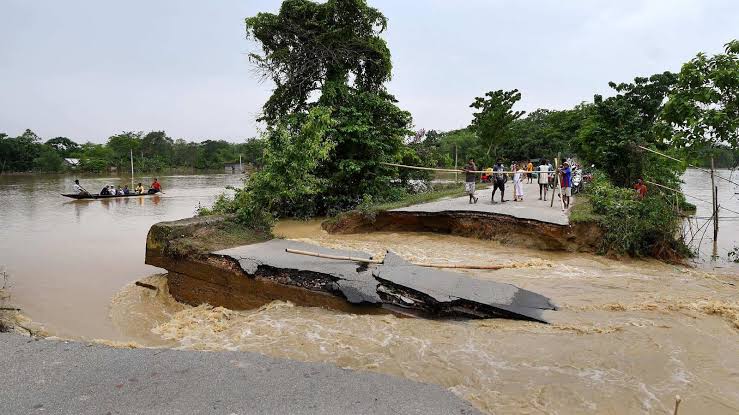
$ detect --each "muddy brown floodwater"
[2,171,738,414]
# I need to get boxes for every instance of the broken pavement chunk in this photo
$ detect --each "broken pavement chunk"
[374,251,556,322]
[213,240,555,323]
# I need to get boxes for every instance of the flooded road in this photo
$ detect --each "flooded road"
[2,171,738,414]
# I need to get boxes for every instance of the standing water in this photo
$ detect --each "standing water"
[0,173,242,340]
[1,171,737,414]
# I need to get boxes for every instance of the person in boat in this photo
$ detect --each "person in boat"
[73,179,89,195]
[135,182,145,194]
[149,178,162,194]
[100,185,111,196]
[116,186,125,195]
[123,185,130,195]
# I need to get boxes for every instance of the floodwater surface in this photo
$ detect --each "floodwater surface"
[1,171,738,414]
[0,173,242,340]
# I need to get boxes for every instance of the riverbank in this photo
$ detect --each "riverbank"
[324,182,603,252]
[0,333,477,415]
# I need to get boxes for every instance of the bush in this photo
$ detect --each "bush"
[587,173,689,258]
[198,189,275,234]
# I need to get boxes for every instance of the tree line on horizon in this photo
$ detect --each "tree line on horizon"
[0,129,266,174]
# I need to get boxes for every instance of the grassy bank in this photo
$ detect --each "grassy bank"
[570,175,691,259]
[569,195,602,224]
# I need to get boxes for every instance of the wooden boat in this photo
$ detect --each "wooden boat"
[61,190,160,200]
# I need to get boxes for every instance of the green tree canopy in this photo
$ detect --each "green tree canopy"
[576,73,680,187]
[469,89,525,162]
[245,0,412,214]
[45,137,80,157]
[663,40,739,149]
[246,0,391,124]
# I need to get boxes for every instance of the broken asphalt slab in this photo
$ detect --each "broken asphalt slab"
[214,240,556,323]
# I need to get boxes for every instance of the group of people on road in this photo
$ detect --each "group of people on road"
[73,178,162,196]
[463,158,574,208]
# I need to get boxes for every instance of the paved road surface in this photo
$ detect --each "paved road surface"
[0,334,479,415]
[395,182,569,225]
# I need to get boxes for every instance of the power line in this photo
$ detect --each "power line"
[644,180,739,216]
[638,146,739,187]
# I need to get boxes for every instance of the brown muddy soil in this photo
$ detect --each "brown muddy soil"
[323,210,603,252]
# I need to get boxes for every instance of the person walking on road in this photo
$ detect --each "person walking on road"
[491,159,507,203]
[463,158,479,204]
[538,159,550,201]
[526,160,534,183]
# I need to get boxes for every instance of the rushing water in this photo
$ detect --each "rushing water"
[1,171,738,414]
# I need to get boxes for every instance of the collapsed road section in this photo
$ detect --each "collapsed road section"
[146,217,556,323]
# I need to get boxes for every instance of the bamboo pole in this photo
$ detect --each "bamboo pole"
[673,395,682,415]
[285,249,523,270]
[454,145,458,184]
[711,157,718,258]
[285,248,383,264]
[414,263,509,270]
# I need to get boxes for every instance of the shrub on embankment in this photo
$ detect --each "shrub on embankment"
[572,173,690,259]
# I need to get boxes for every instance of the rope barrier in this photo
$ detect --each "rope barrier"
[644,180,739,216]
[381,162,544,175]
[638,146,739,187]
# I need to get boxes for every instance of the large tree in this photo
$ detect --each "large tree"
[576,72,680,187]
[45,137,80,157]
[246,0,412,213]
[663,40,739,149]
[469,89,525,162]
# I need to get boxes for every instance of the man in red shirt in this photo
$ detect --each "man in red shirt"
[150,178,162,194]
[633,179,647,199]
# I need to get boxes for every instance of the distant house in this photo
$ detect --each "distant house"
[224,162,244,174]
[63,158,80,168]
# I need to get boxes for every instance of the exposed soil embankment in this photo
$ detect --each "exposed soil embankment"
[323,210,603,252]
[145,216,356,312]
[146,216,556,322]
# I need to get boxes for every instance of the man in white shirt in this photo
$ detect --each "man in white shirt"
[538,160,550,201]
[73,179,89,195]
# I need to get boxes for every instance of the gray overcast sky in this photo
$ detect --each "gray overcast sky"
[1,0,737,143]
